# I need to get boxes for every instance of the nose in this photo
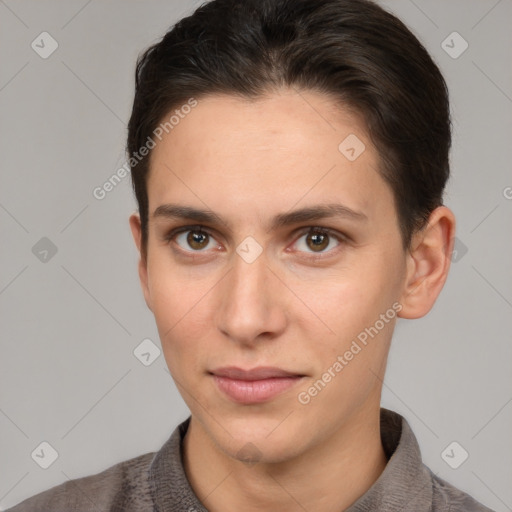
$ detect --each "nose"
[214,248,287,346]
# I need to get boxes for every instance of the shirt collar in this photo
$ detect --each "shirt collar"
[346,407,433,511]
[149,408,433,512]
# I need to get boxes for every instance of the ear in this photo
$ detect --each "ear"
[129,212,153,312]
[398,206,456,319]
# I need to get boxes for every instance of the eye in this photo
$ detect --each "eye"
[170,226,220,252]
[164,225,346,258]
[292,227,343,256]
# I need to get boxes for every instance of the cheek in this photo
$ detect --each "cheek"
[288,252,404,388]
[146,244,212,324]
[296,255,402,333]
[294,270,399,414]
[145,258,212,365]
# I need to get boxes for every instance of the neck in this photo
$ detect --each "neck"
[183,404,387,512]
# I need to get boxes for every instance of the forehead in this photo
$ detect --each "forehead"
[146,89,394,228]
[152,89,370,163]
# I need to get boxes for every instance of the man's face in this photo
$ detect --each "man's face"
[132,89,409,463]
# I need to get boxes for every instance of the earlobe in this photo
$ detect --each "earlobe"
[129,212,153,312]
[398,206,456,319]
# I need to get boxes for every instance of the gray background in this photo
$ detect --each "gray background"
[0,0,511,510]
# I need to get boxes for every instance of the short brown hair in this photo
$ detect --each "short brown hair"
[127,0,451,259]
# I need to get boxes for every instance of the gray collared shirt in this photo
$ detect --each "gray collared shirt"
[7,408,494,511]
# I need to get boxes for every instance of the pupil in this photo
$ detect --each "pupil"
[309,232,328,251]
[188,230,207,249]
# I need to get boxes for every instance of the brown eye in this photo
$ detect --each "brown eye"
[171,228,218,252]
[293,227,343,256]
[187,230,209,250]
[306,231,330,252]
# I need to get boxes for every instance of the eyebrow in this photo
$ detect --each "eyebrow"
[152,203,367,233]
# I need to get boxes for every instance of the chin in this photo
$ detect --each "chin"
[211,413,307,464]
[226,435,303,465]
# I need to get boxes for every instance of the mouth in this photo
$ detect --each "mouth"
[209,366,306,404]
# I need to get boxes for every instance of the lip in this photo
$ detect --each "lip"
[210,366,305,404]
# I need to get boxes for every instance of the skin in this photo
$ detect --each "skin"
[129,88,455,512]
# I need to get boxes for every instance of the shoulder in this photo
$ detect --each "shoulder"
[430,470,495,512]
[6,451,156,512]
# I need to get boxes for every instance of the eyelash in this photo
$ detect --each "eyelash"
[163,225,347,260]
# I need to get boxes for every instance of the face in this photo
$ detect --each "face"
[131,89,411,463]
